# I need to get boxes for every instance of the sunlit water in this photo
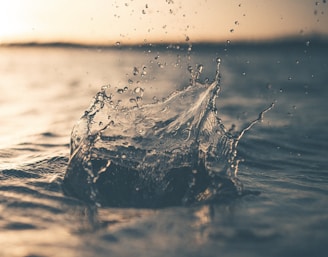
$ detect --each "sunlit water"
[0,42,327,257]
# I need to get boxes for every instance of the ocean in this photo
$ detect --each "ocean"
[0,41,327,257]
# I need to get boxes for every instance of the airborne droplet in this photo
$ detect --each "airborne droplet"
[197,64,203,74]
[133,67,139,76]
[134,87,144,96]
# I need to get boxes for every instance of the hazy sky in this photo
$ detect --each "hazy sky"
[0,0,327,45]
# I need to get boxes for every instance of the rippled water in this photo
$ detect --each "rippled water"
[1,42,328,257]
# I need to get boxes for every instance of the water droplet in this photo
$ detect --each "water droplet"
[133,67,139,76]
[115,41,121,46]
[197,64,203,74]
[128,79,133,84]
[96,92,103,101]
[101,85,109,91]
[117,88,124,94]
[141,66,147,76]
[226,40,231,45]
[215,57,221,82]
[296,60,300,64]
[152,96,159,102]
[305,41,310,47]
[242,72,246,76]
[124,86,128,92]
[187,65,193,74]
[230,29,234,33]
[134,87,144,96]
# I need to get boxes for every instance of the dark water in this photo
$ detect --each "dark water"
[1,42,328,257]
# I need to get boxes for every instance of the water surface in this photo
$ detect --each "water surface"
[0,42,327,257]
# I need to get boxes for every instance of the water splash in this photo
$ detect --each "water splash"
[63,58,272,208]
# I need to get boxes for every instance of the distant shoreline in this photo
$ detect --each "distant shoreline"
[1,35,327,50]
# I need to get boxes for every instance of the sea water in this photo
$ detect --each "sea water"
[0,41,327,257]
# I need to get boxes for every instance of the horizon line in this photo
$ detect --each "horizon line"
[1,34,327,49]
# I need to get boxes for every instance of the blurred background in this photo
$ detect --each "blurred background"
[1,0,327,45]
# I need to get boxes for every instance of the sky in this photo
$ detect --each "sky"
[0,0,327,45]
